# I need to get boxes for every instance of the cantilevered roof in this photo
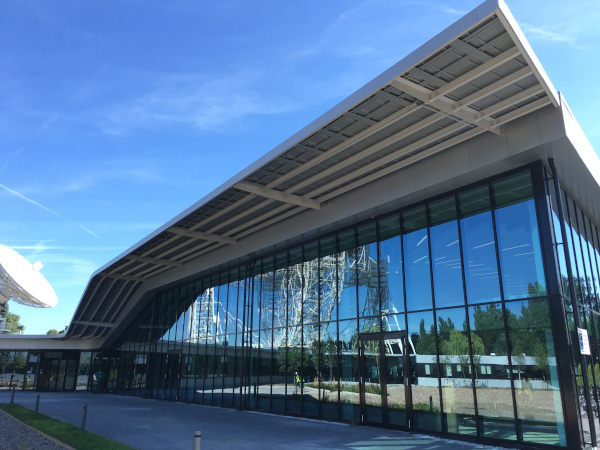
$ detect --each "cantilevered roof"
[66,0,565,341]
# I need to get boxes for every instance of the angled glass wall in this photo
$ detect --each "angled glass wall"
[546,166,600,448]
[102,164,569,448]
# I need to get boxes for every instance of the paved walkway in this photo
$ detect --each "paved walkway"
[0,390,508,449]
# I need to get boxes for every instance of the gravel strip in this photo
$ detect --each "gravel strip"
[0,408,65,450]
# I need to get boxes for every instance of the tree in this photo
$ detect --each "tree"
[1,313,24,377]
[472,304,510,355]
[309,337,341,388]
[4,312,23,334]
[440,329,484,379]
[323,337,340,387]
[413,319,436,355]
[277,346,307,376]
[47,329,59,335]
[0,352,11,376]
[533,342,549,382]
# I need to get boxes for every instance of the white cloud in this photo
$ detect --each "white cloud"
[99,71,294,135]
[0,184,101,239]
[440,5,467,15]
[521,23,581,48]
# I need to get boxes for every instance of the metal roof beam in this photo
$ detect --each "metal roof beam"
[491,96,552,127]
[311,121,468,199]
[346,111,378,127]
[99,279,141,327]
[126,255,183,268]
[478,85,545,119]
[265,102,421,190]
[68,276,106,333]
[235,181,321,210]
[318,126,485,204]
[284,113,444,195]
[170,226,236,245]
[455,66,531,108]
[431,46,520,98]
[109,274,147,282]
[72,320,115,328]
[390,78,500,134]
[451,39,492,63]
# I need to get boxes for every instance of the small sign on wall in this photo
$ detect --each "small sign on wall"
[578,328,591,356]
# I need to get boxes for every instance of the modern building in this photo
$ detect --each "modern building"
[2,0,600,448]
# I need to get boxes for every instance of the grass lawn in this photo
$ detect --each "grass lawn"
[0,403,132,450]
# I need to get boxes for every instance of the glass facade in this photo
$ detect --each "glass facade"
[547,169,600,448]
[90,165,577,447]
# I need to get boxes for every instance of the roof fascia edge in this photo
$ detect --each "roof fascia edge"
[495,0,559,107]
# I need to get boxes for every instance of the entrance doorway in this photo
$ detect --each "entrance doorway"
[358,330,413,429]
[163,352,181,400]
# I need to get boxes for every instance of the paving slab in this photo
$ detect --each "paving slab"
[0,390,510,449]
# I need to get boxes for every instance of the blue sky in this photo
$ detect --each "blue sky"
[1,0,599,334]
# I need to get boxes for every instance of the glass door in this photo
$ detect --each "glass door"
[359,331,411,428]
[165,352,182,400]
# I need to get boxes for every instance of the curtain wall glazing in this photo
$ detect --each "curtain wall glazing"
[102,167,566,447]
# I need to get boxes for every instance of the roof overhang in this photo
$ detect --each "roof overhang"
[59,0,598,346]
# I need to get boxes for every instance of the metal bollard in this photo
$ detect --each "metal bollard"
[80,404,88,430]
[10,387,15,404]
[35,394,40,413]
[193,430,201,450]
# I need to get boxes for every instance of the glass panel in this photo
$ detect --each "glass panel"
[384,333,407,427]
[407,310,442,432]
[436,307,476,436]
[273,252,288,330]
[576,207,593,308]
[319,236,338,323]
[362,338,383,424]
[430,196,464,308]
[282,326,302,415]
[587,224,600,311]
[271,327,286,414]
[216,279,228,337]
[358,222,379,319]
[77,352,91,391]
[319,322,340,420]
[576,309,597,444]
[379,234,404,315]
[288,247,303,329]
[337,233,358,321]
[227,277,241,334]
[403,206,432,311]
[302,324,319,417]
[469,303,516,441]
[460,186,501,304]
[379,213,400,240]
[256,329,272,412]
[567,198,586,307]
[495,199,546,300]
[303,242,319,325]
[251,262,262,332]
[505,300,565,446]
[339,319,360,422]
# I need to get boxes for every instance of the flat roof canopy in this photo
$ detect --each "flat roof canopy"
[63,0,598,344]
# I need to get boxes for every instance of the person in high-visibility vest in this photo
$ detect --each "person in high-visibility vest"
[295,372,301,388]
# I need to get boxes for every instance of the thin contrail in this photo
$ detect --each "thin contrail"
[0,184,101,239]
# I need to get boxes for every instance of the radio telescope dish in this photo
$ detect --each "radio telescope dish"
[0,244,58,308]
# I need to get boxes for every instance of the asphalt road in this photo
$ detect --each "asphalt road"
[0,389,508,450]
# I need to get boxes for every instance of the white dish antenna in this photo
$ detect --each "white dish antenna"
[0,244,58,308]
